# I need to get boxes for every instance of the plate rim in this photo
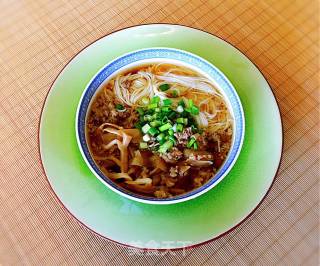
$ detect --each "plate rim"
[38,23,283,251]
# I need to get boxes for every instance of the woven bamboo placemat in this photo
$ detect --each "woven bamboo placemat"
[0,0,319,265]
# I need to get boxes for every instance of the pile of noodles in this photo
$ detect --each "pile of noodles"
[113,63,232,133]
[95,123,167,188]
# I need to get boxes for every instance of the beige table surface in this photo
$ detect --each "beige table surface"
[0,0,319,265]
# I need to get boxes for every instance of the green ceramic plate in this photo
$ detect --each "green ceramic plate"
[39,24,282,249]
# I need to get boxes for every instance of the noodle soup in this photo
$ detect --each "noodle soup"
[86,63,233,199]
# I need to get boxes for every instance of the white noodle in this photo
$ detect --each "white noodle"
[155,73,223,98]
[112,66,232,134]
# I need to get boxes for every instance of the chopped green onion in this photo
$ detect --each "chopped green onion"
[163,99,172,106]
[168,111,176,119]
[191,124,197,133]
[178,99,185,107]
[151,96,160,104]
[143,134,151,142]
[151,113,158,120]
[181,111,188,117]
[134,122,142,130]
[139,142,148,149]
[156,133,165,141]
[176,124,183,132]
[172,90,178,97]
[148,127,159,136]
[144,115,153,121]
[172,124,177,132]
[176,105,184,113]
[176,118,185,124]
[115,104,125,110]
[187,137,196,148]
[158,140,174,153]
[161,116,169,124]
[135,95,203,152]
[191,106,199,115]
[161,106,170,112]
[137,107,144,115]
[159,123,172,132]
[159,84,170,91]
[142,123,151,134]
[148,103,158,109]
[141,97,149,105]
[150,120,161,127]
[168,135,176,144]
[193,141,198,150]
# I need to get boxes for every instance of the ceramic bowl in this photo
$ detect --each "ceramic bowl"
[76,47,245,204]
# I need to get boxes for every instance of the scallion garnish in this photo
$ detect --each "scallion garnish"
[141,97,149,105]
[151,96,160,103]
[137,107,144,115]
[156,133,165,141]
[193,141,198,150]
[176,117,185,124]
[144,114,153,121]
[143,134,151,142]
[187,137,196,148]
[190,106,199,115]
[159,84,170,91]
[148,103,158,109]
[172,90,178,97]
[168,135,176,144]
[142,123,151,134]
[191,124,197,133]
[150,120,161,127]
[148,127,159,136]
[139,142,148,149]
[163,99,172,106]
[176,123,183,132]
[178,99,185,107]
[161,106,170,112]
[115,104,125,110]
[176,105,184,113]
[134,97,202,153]
[159,122,172,132]
[158,140,174,153]
[168,111,176,119]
